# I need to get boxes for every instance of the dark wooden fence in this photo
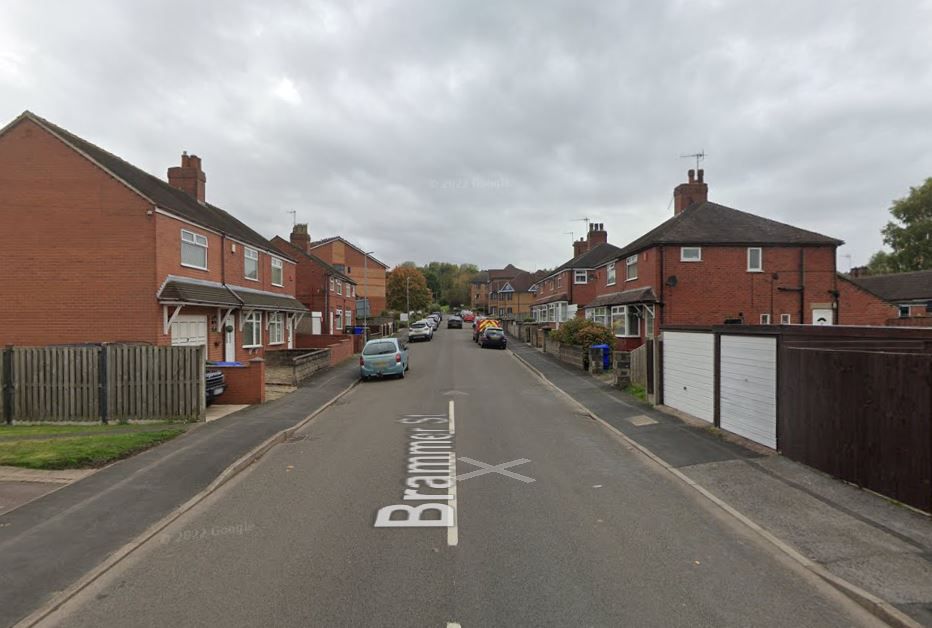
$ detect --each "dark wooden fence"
[1,344,205,423]
[779,346,932,512]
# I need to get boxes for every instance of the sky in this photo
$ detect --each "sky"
[3,0,931,272]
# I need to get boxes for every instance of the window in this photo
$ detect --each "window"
[610,305,639,337]
[244,247,259,280]
[336,280,343,296]
[335,309,343,331]
[556,274,562,288]
[181,229,208,269]
[548,303,556,322]
[747,247,763,272]
[507,307,513,314]
[243,311,262,347]
[780,313,792,324]
[626,255,638,281]
[506,292,513,301]
[760,313,771,325]
[591,306,608,326]
[574,270,587,284]
[271,258,283,286]
[899,305,910,318]
[607,262,616,285]
[681,247,702,262]
[350,285,355,297]
[268,312,284,344]
[330,277,335,292]
[345,309,352,327]
[645,306,654,336]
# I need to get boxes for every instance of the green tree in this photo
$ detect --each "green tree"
[866,250,895,274]
[873,177,932,272]
[549,317,615,347]
[386,266,432,312]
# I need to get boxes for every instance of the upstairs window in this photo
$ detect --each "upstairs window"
[574,270,587,284]
[181,229,208,270]
[556,274,562,288]
[271,258,284,286]
[330,277,335,292]
[626,255,638,281]
[760,313,771,325]
[780,314,792,324]
[244,247,259,280]
[681,247,702,262]
[336,280,343,296]
[607,262,616,285]
[899,305,910,318]
[747,247,763,272]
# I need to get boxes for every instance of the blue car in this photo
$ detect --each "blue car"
[360,337,409,381]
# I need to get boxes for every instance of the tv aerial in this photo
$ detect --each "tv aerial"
[679,150,707,171]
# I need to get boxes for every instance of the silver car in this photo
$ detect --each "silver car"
[408,320,433,342]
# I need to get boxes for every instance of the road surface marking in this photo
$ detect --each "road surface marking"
[448,399,458,547]
[457,457,536,483]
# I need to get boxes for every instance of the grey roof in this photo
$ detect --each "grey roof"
[612,201,842,261]
[12,112,291,260]
[846,269,932,302]
[230,286,308,312]
[549,242,624,277]
[587,287,658,308]
[158,277,240,306]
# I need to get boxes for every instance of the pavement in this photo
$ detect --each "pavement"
[32,326,887,628]
[508,340,932,627]
[0,361,360,628]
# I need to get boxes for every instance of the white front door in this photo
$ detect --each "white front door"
[329,312,334,335]
[170,315,208,348]
[811,308,834,325]
[287,317,294,349]
[224,325,236,362]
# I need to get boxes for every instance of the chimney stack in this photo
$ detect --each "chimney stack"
[573,237,588,257]
[291,223,311,253]
[673,168,708,214]
[587,222,608,248]
[167,151,206,203]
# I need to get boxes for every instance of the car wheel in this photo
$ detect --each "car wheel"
[399,369,405,379]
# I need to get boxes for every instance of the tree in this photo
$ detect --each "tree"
[386,266,432,313]
[871,177,932,272]
[416,262,479,306]
[866,250,895,275]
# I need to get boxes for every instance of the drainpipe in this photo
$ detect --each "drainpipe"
[325,273,330,334]
[659,245,665,327]
[798,248,805,325]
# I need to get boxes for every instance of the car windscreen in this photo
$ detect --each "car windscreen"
[363,341,397,356]
[485,328,503,335]
[411,323,426,328]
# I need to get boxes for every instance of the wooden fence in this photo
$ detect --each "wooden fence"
[630,343,648,387]
[1,344,205,423]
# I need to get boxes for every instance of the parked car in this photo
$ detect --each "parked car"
[479,327,507,349]
[205,369,225,405]
[447,316,463,329]
[426,315,440,331]
[360,337,409,380]
[462,312,476,322]
[431,311,443,321]
[408,320,433,342]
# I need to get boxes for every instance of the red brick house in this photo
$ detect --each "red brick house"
[305,236,388,317]
[272,225,358,335]
[488,270,541,319]
[531,224,622,326]
[0,111,308,362]
[843,269,932,324]
[585,170,894,349]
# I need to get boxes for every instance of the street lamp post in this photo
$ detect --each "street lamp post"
[363,250,374,340]
[406,276,410,325]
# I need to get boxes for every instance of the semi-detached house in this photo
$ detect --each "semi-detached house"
[0,111,308,361]
[585,169,896,350]
[531,224,622,325]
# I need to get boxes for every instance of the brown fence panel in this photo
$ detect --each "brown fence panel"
[11,346,100,422]
[630,344,648,386]
[107,345,203,422]
[779,346,932,512]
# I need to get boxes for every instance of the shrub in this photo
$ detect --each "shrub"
[549,317,614,347]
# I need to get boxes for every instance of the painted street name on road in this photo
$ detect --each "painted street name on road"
[374,412,456,528]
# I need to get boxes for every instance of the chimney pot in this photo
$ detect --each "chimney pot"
[697,169,704,183]
[673,169,709,215]
[290,223,311,253]
[688,169,695,183]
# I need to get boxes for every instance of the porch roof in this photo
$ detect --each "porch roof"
[157,276,240,307]
[230,286,309,313]
[586,287,658,308]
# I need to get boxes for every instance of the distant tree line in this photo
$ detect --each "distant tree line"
[386,261,480,313]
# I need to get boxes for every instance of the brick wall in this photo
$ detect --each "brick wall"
[214,358,266,404]
[296,334,356,365]
[0,117,158,346]
[836,276,900,325]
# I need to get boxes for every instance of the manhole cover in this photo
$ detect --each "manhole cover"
[628,415,658,427]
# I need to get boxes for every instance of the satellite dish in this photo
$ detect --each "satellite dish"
[666,275,678,287]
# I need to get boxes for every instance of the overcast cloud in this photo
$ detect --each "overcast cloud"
[3,0,932,271]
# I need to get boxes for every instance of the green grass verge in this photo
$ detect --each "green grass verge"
[623,383,648,402]
[0,429,184,470]
[0,422,174,438]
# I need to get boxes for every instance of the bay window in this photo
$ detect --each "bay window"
[610,305,640,337]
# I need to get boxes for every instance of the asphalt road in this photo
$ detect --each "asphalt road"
[40,327,879,628]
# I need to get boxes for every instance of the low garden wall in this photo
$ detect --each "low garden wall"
[214,358,266,405]
[296,334,357,366]
[265,349,331,386]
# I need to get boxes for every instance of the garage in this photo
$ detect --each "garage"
[720,335,777,449]
[170,314,208,348]
[662,331,714,422]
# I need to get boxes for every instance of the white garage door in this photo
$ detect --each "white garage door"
[720,335,776,449]
[170,314,208,347]
[663,331,714,422]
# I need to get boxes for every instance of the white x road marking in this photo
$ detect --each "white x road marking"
[457,457,536,483]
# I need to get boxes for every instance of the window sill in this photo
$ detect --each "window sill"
[625,277,638,282]
[747,269,764,273]
[242,344,262,349]
[271,282,283,288]
[181,263,208,271]
[244,276,260,282]
[269,341,285,346]
[606,282,616,287]
[680,259,702,263]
